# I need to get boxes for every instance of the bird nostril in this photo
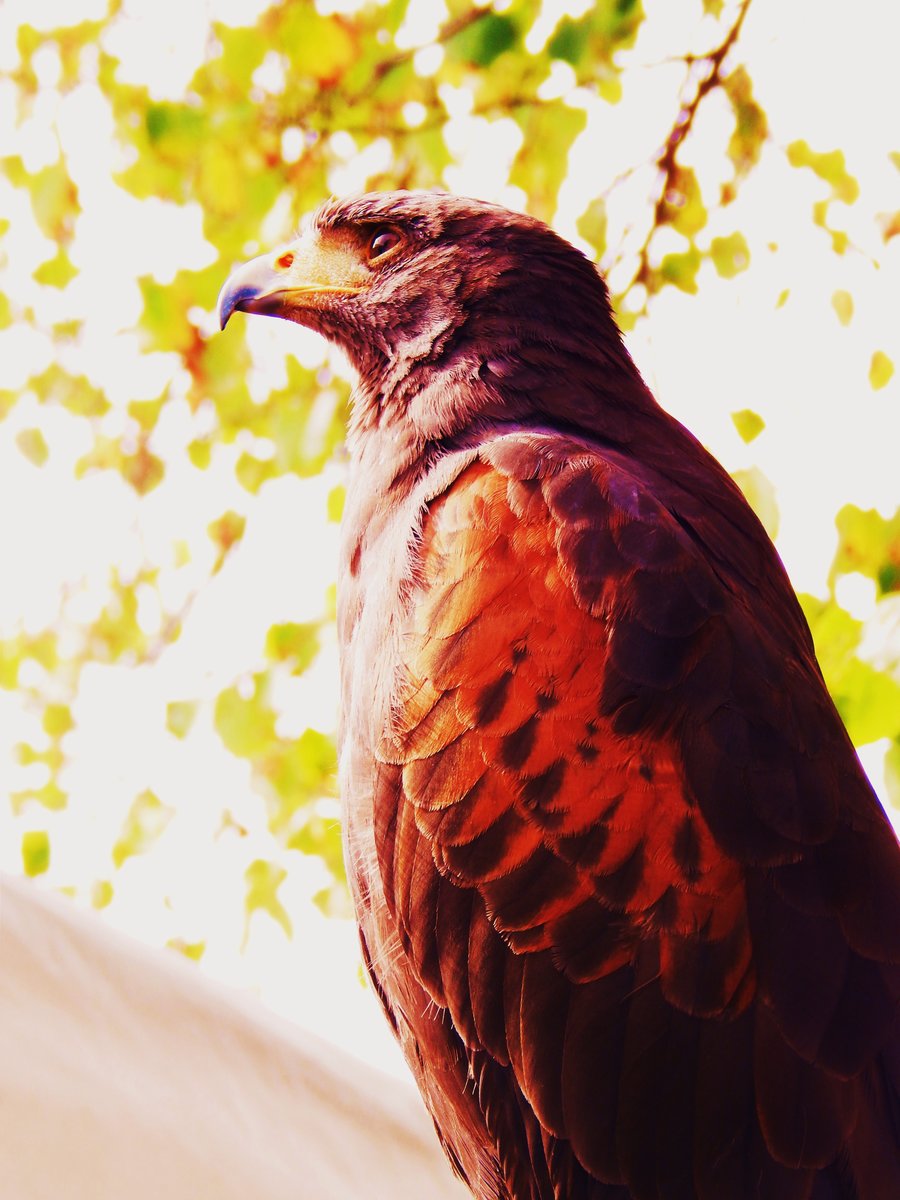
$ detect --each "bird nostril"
[275,251,294,270]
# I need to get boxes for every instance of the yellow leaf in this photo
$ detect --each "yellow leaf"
[166,701,198,739]
[112,789,174,868]
[244,858,292,943]
[732,466,779,539]
[869,351,895,391]
[16,428,49,466]
[831,290,853,326]
[710,231,750,279]
[33,248,78,288]
[731,409,765,444]
[327,484,345,523]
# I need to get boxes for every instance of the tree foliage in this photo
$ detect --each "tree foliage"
[1,0,898,963]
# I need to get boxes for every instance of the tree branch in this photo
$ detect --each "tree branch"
[629,0,754,294]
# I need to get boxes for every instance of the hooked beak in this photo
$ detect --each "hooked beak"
[217,254,288,329]
[217,236,367,330]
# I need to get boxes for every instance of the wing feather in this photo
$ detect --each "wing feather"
[368,437,900,1198]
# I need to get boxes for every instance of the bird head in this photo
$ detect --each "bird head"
[217,191,649,446]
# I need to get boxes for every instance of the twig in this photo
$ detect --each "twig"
[629,0,754,292]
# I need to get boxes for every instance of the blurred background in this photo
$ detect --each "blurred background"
[0,0,898,1076]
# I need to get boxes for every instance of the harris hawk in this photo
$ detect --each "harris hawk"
[218,191,900,1200]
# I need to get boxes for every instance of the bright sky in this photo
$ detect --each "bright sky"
[0,0,898,1078]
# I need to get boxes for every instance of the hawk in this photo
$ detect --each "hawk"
[218,191,900,1200]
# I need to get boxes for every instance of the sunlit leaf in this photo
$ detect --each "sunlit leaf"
[511,104,587,222]
[92,880,114,909]
[112,790,174,868]
[450,12,518,67]
[732,466,779,538]
[869,350,894,390]
[660,166,707,238]
[42,703,73,737]
[787,140,859,204]
[659,245,702,294]
[577,196,607,259]
[166,701,198,739]
[215,677,276,758]
[831,289,853,326]
[16,428,49,466]
[710,231,750,278]
[265,622,321,675]
[731,409,765,443]
[830,504,900,595]
[279,7,356,82]
[327,483,345,523]
[208,509,246,555]
[886,740,900,808]
[22,830,50,877]
[167,938,206,961]
[33,248,78,288]
[723,66,768,185]
[244,858,292,940]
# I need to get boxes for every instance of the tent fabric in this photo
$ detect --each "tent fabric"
[0,874,468,1200]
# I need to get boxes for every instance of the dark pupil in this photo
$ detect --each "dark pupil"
[370,230,397,257]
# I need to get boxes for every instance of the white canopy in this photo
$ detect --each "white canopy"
[0,874,468,1200]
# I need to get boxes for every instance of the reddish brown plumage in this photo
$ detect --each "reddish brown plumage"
[219,191,900,1199]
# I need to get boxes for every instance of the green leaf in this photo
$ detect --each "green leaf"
[731,409,765,444]
[22,830,50,877]
[289,811,346,887]
[732,466,779,538]
[16,428,49,466]
[869,350,894,390]
[548,16,591,65]
[166,700,198,739]
[244,858,292,940]
[511,104,588,222]
[710,231,750,278]
[450,13,518,67]
[265,622,321,675]
[659,246,702,294]
[831,289,853,326]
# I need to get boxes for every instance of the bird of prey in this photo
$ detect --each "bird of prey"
[218,191,900,1200]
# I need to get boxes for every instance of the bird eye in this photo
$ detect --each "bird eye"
[368,228,400,259]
